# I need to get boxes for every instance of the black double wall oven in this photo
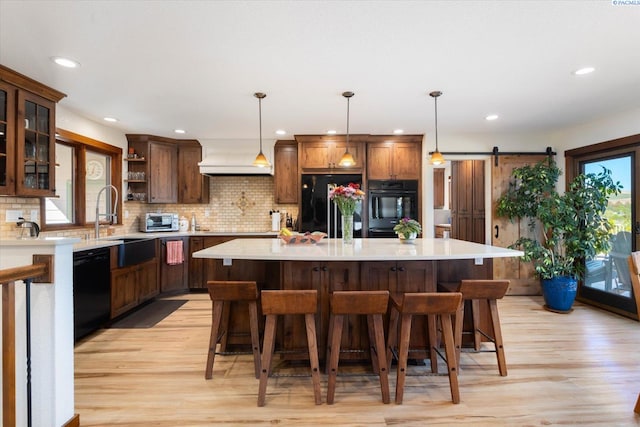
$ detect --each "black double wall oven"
[368,180,419,237]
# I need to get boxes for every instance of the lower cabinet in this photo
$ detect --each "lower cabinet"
[110,258,159,319]
[281,261,361,359]
[279,260,435,360]
[160,236,189,293]
[188,236,274,288]
[359,260,436,359]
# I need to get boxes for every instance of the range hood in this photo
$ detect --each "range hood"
[198,139,276,176]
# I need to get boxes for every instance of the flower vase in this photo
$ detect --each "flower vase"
[341,214,354,244]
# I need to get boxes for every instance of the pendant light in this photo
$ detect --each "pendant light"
[253,92,271,168]
[429,91,445,165]
[338,91,356,167]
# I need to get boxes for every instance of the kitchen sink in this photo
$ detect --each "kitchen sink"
[107,237,157,268]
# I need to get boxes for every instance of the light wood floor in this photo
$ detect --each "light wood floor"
[74,293,640,426]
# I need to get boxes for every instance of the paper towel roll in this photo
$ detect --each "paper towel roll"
[271,212,281,231]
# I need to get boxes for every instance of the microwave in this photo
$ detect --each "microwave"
[140,213,179,232]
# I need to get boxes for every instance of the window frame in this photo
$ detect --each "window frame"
[41,128,122,231]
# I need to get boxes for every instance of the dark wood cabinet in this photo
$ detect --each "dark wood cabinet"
[188,236,274,289]
[367,136,422,180]
[360,260,436,358]
[126,135,207,204]
[296,135,365,172]
[111,266,138,318]
[0,65,65,196]
[451,160,485,243]
[281,261,361,358]
[188,236,206,289]
[274,140,298,204]
[178,141,209,204]
[110,257,158,318]
[138,259,159,303]
[159,236,189,293]
[148,141,178,203]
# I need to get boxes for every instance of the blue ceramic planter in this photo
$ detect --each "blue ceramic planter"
[542,276,578,312]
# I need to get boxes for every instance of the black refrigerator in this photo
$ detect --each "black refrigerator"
[300,174,363,238]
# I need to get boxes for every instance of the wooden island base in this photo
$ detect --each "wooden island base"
[212,258,495,360]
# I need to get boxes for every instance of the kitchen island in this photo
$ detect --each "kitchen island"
[194,237,523,359]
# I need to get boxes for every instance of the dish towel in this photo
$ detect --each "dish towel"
[166,240,184,265]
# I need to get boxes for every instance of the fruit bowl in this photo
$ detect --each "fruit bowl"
[279,231,327,245]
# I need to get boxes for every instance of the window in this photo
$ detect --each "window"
[41,129,122,230]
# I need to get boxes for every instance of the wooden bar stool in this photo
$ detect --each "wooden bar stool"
[439,279,509,376]
[326,290,390,404]
[205,281,261,380]
[257,290,322,407]
[386,292,462,404]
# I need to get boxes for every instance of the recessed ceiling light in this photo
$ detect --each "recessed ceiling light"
[573,67,595,76]
[174,129,186,134]
[51,56,80,68]
[275,129,286,135]
[393,129,404,134]
[103,117,118,123]
[485,114,499,121]
[327,130,337,135]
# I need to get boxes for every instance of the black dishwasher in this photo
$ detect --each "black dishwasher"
[73,247,111,342]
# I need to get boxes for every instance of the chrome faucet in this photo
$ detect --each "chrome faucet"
[95,185,119,238]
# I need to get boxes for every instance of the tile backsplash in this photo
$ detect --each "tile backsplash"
[0,176,298,239]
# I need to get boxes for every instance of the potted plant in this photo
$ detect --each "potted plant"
[496,157,621,312]
[393,217,422,243]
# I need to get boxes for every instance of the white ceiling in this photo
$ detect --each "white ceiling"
[1,1,639,142]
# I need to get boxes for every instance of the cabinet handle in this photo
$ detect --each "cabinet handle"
[322,266,328,272]
[312,267,320,272]
[494,225,499,239]
[398,267,405,272]
[390,267,397,272]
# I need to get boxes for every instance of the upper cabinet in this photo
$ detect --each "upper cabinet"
[148,141,178,203]
[367,135,422,181]
[126,134,208,204]
[178,141,209,204]
[0,65,66,197]
[296,135,366,173]
[274,140,298,204]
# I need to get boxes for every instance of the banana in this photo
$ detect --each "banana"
[280,227,292,236]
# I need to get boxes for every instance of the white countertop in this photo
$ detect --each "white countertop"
[192,238,524,261]
[0,236,81,247]
[71,231,278,252]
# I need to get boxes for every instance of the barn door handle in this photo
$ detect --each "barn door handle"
[494,225,499,239]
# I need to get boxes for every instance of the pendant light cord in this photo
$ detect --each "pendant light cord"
[346,95,350,149]
[434,95,438,151]
[258,96,263,153]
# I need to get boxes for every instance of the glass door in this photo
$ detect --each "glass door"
[16,90,55,196]
[579,150,638,317]
[0,81,15,194]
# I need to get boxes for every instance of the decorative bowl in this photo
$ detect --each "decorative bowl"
[397,232,417,244]
[279,232,327,245]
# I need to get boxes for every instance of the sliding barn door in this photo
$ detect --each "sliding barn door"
[491,155,549,295]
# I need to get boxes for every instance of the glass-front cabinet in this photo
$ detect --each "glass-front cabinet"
[0,81,16,194]
[16,91,56,196]
[0,65,65,197]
